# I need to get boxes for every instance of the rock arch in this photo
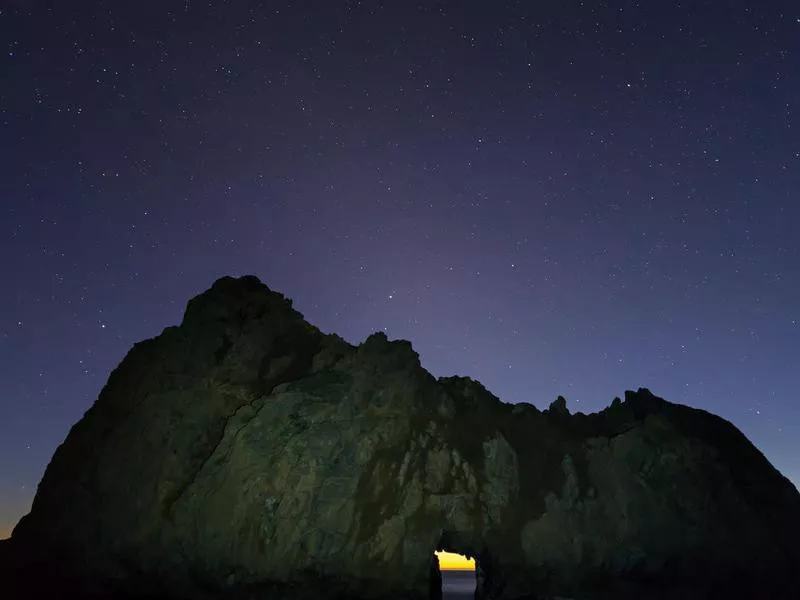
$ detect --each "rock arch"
[4,276,800,600]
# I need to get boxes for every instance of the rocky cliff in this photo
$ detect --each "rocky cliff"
[4,275,800,600]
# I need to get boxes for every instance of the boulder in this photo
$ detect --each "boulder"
[4,275,800,599]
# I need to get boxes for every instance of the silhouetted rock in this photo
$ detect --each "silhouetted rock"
[4,275,800,600]
[546,395,570,417]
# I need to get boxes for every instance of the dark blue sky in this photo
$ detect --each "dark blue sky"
[2,1,799,536]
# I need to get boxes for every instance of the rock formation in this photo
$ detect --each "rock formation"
[3,275,800,600]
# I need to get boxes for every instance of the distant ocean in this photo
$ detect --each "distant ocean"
[441,569,476,600]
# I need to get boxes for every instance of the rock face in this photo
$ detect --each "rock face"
[4,275,800,600]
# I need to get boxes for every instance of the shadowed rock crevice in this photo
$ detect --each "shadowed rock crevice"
[429,554,443,600]
[4,275,800,600]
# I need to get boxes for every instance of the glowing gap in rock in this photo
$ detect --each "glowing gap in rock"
[435,550,475,571]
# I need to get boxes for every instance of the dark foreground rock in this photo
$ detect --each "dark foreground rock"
[4,275,800,600]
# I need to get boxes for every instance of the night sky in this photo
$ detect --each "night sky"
[2,1,799,537]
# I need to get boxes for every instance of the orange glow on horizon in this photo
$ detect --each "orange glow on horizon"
[435,550,475,571]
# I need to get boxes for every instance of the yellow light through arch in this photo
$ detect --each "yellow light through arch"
[435,550,475,571]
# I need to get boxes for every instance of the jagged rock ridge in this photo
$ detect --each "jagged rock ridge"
[3,275,800,600]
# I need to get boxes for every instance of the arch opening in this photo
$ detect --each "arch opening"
[430,534,492,600]
[435,550,475,600]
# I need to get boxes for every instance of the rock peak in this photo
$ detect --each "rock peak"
[546,395,570,416]
[181,275,297,327]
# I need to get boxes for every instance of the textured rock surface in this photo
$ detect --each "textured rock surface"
[4,275,800,600]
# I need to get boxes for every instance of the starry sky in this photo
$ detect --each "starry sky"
[2,1,799,537]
